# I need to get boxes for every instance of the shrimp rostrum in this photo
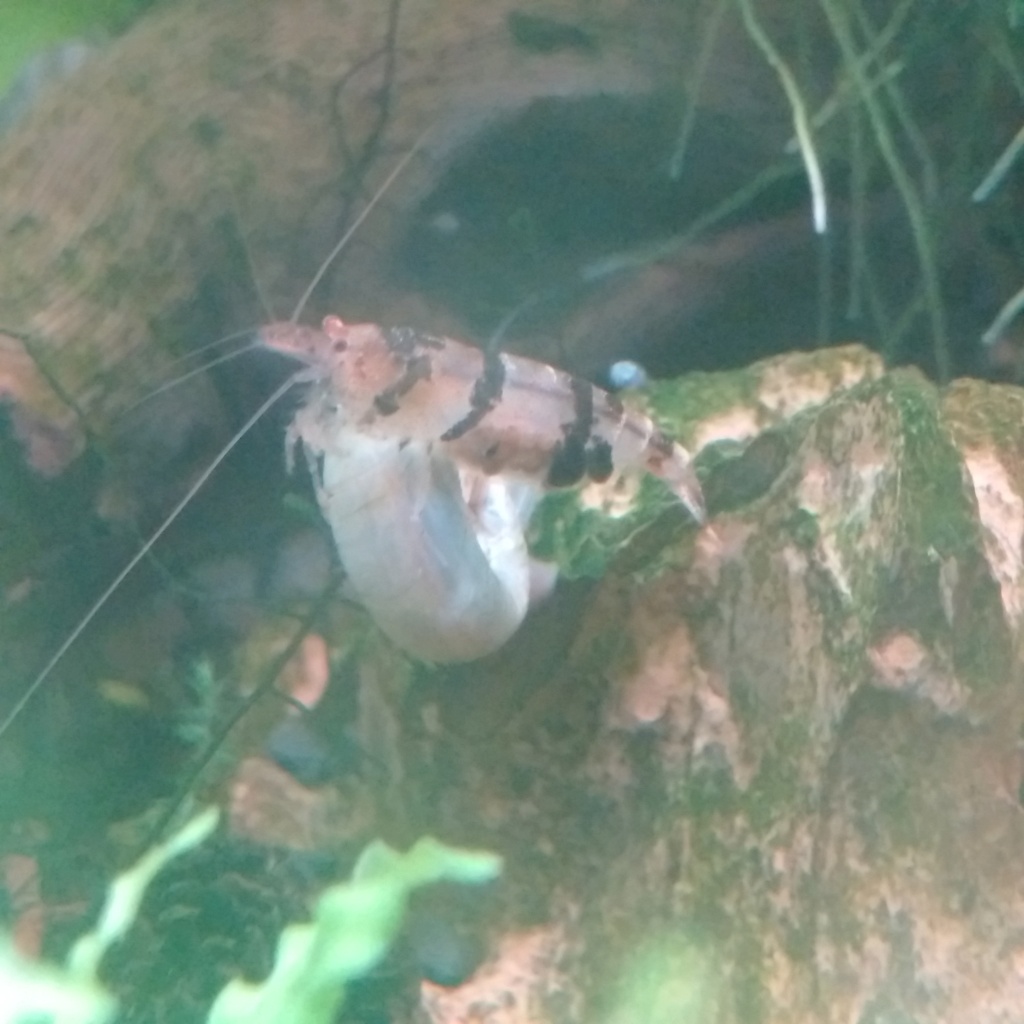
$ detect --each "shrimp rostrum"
[261,315,705,663]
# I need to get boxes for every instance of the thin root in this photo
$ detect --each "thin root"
[735,0,828,234]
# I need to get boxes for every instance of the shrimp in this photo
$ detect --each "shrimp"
[258,314,704,661]
[263,316,705,515]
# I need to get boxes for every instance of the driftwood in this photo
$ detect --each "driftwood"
[387,345,1024,1023]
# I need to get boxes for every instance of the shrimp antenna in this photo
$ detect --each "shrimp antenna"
[0,375,298,741]
[118,338,258,418]
[487,294,542,352]
[0,134,433,740]
[289,128,432,322]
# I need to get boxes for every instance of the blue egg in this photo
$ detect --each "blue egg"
[607,360,649,391]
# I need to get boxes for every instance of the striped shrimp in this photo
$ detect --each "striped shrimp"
[259,314,705,661]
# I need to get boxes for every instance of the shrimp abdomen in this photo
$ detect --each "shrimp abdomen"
[304,403,533,663]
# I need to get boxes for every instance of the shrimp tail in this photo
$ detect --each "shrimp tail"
[661,451,706,524]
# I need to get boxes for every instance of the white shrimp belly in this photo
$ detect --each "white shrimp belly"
[310,427,539,662]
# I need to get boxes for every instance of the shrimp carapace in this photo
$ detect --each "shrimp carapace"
[261,315,706,523]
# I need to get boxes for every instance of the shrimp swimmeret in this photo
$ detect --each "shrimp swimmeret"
[259,314,705,662]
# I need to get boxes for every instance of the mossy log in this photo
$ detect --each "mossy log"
[386,346,1024,1023]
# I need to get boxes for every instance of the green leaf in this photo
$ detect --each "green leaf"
[207,837,501,1024]
[0,0,157,95]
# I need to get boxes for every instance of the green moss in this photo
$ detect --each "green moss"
[528,474,684,580]
[678,756,741,817]
[732,932,769,1024]
[740,723,813,833]
[0,0,162,94]
[191,114,224,148]
[645,345,883,445]
[646,370,762,443]
[784,507,820,550]
[886,371,977,559]
[597,931,722,1024]
[885,373,1011,691]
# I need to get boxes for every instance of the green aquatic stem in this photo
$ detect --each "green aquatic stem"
[68,807,220,981]
[981,279,1024,349]
[817,0,950,378]
[972,123,1024,203]
[1,807,218,1024]
[735,0,828,234]
[2,810,500,1024]
[0,942,114,1024]
[207,837,502,1024]
[668,0,728,181]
